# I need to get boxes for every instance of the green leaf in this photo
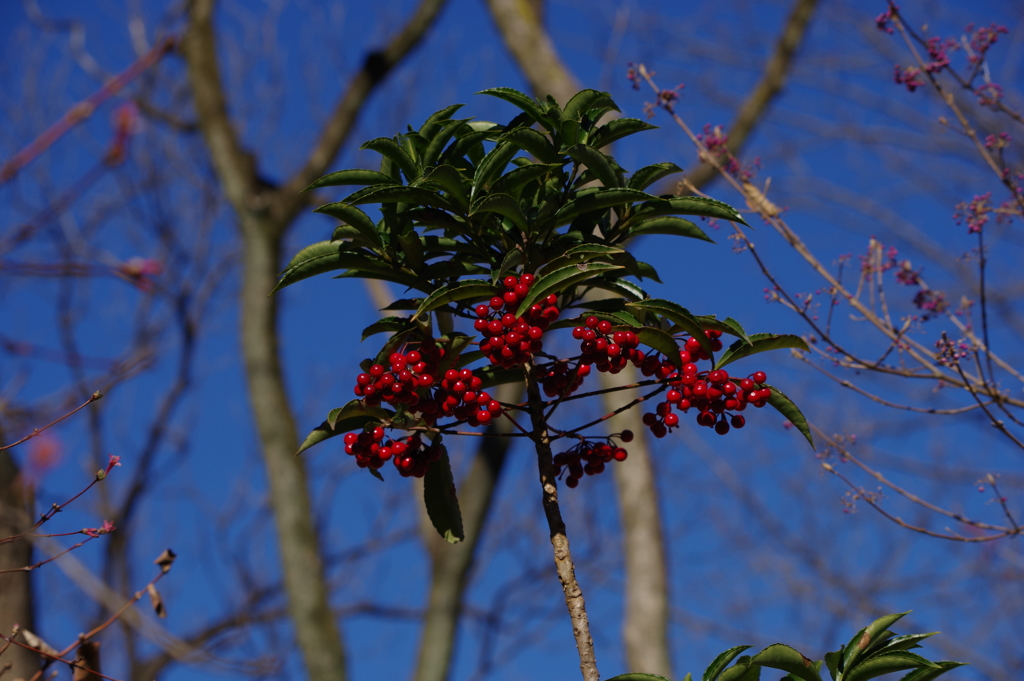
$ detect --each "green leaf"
[419,164,470,210]
[565,144,621,188]
[627,162,683,191]
[514,262,624,317]
[843,614,909,674]
[499,127,561,163]
[843,652,939,681]
[697,316,750,344]
[550,188,655,228]
[381,297,423,311]
[474,365,522,389]
[626,298,713,357]
[898,662,967,681]
[560,119,581,146]
[361,137,420,182]
[414,280,495,320]
[719,663,761,681]
[367,467,384,481]
[473,142,520,198]
[435,333,476,375]
[423,445,464,543]
[314,203,384,248]
[703,645,752,681]
[625,216,713,243]
[422,118,470,168]
[305,168,397,192]
[544,243,625,275]
[491,162,564,196]
[764,384,814,449]
[715,333,809,370]
[563,88,618,122]
[750,644,821,681]
[347,185,457,213]
[624,326,681,368]
[590,117,658,149]
[419,103,464,139]
[587,309,644,327]
[634,195,749,227]
[297,401,391,455]
[274,242,403,292]
[589,277,648,301]
[627,259,662,283]
[824,650,842,681]
[361,316,413,341]
[605,675,673,681]
[398,231,425,271]
[493,249,524,285]
[477,87,553,130]
[470,192,529,231]
[867,633,936,658]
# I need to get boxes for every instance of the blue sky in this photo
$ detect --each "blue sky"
[2,1,1023,680]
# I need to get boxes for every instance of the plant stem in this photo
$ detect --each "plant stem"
[523,362,600,681]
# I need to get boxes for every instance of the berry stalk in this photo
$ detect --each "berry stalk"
[522,360,600,681]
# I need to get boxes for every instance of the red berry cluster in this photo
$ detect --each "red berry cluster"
[552,430,633,488]
[352,338,502,428]
[353,342,443,407]
[342,429,441,477]
[572,316,645,374]
[643,368,770,438]
[474,274,560,368]
[538,360,591,398]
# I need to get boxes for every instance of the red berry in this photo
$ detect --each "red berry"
[585,316,599,329]
[343,433,358,445]
[369,364,385,377]
[664,413,679,427]
[356,373,372,385]
[475,304,490,318]
[685,337,702,353]
[730,414,746,429]
[514,283,529,297]
[490,296,504,309]
[503,275,519,289]
[521,273,535,285]
[752,371,767,384]
[597,320,612,334]
[477,410,492,424]
[715,419,730,435]
[651,423,667,438]
[503,291,518,305]
[620,429,634,443]
[544,294,557,305]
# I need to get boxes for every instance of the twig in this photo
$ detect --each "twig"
[0,390,102,451]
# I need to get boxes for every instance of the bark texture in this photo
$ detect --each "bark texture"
[0,451,39,680]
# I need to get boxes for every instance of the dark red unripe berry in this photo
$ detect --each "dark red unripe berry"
[565,476,579,488]
[715,419,731,435]
[620,429,634,443]
[731,414,746,429]
[651,423,667,438]
[642,412,657,426]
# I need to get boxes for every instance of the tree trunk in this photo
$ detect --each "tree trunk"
[0,451,40,680]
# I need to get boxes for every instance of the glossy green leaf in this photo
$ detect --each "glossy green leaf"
[419,164,469,210]
[550,188,655,228]
[625,216,713,243]
[544,244,625,275]
[360,316,413,341]
[297,401,391,455]
[750,644,821,681]
[361,137,420,182]
[418,103,464,138]
[330,224,378,247]
[867,633,936,658]
[473,142,520,197]
[560,119,581,146]
[589,277,648,301]
[589,117,659,148]
[634,195,749,227]
[274,242,398,292]
[423,118,471,168]
[843,652,938,681]
[715,333,809,370]
[514,262,624,317]
[605,675,673,681]
[423,445,464,543]
[442,129,495,164]
[719,662,760,681]
[627,259,662,283]
[381,298,423,311]
[314,202,384,248]
[397,232,425,271]
[491,162,564,195]
[413,280,495,320]
[627,162,683,191]
[566,144,621,188]
[626,298,713,357]
[475,366,523,389]
[824,650,842,681]
[588,309,643,327]
[305,168,397,192]
[694,316,751,345]
[764,384,814,449]
[563,88,618,122]
[499,127,560,163]
[493,249,524,285]
[348,185,457,213]
[435,333,476,375]
[470,192,529,231]
[630,326,681,367]
[703,645,752,681]
[897,662,967,681]
[477,87,552,129]
[843,614,909,674]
